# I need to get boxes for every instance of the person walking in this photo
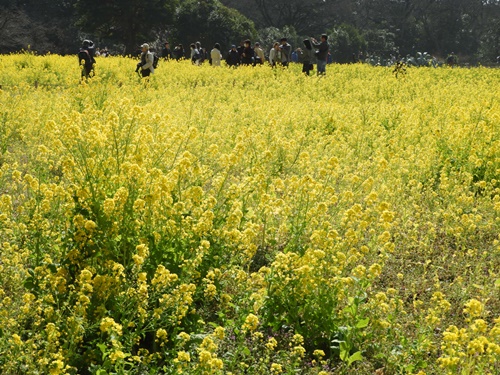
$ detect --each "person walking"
[78,39,96,80]
[136,43,155,77]
[312,34,329,75]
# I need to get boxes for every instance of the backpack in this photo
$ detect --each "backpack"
[152,52,159,69]
[78,48,92,65]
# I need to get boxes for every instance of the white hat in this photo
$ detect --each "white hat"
[140,43,149,49]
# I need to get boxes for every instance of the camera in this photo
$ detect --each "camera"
[135,62,144,73]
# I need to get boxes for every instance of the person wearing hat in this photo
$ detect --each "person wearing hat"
[136,43,155,77]
[226,45,240,67]
[78,39,96,79]
[241,39,255,65]
[312,34,329,75]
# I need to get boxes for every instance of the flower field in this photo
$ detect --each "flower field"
[0,53,499,375]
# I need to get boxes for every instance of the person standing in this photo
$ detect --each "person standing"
[162,41,172,60]
[196,41,206,64]
[254,42,265,65]
[269,42,281,67]
[312,34,329,75]
[302,39,314,75]
[210,43,222,66]
[190,43,201,65]
[173,44,185,60]
[78,39,96,79]
[241,39,255,65]
[226,45,240,67]
[280,38,292,67]
[136,43,154,77]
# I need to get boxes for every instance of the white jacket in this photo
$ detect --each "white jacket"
[141,51,155,73]
[211,48,222,66]
[269,48,281,65]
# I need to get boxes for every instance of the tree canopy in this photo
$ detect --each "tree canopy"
[0,0,498,63]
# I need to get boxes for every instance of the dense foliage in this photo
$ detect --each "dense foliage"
[223,0,500,63]
[0,0,499,63]
[0,54,499,374]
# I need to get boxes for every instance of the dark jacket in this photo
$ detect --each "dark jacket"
[226,49,240,66]
[302,40,314,63]
[312,40,329,61]
[162,47,172,59]
[280,42,292,63]
[241,46,255,65]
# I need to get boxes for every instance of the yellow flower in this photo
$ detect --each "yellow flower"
[313,349,325,358]
[84,219,97,232]
[270,363,283,374]
[213,326,225,340]
[464,299,484,318]
[178,332,190,342]
[471,319,488,333]
[266,337,278,351]
[293,345,306,357]
[109,350,127,363]
[242,313,259,332]
[176,351,191,362]
[49,359,64,375]
[156,328,168,342]
[100,317,123,336]
[10,334,22,346]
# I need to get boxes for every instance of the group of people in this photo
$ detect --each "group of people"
[202,35,329,75]
[78,34,330,80]
[157,35,330,75]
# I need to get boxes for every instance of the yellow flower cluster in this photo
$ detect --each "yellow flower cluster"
[0,54,499,375]
[438,300,500,373]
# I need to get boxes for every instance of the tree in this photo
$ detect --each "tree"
[221,0,354,35]
[329,24,367,63]
[172,0,256,53]
[257,26,299,52]
[74,0,178,55]
[0,0,78,54]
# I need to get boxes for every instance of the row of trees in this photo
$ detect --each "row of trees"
[222,0,500,62]
[0,0,256,56]
[0,0,499,63]
[224,0,500,63]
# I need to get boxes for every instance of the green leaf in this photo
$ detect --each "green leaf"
[46,263,58,273]
[97,343,108,360]
[242,346,251,356]
[24,277,35,291]
[340,341,349,362]
[405,364,415,372]
[347,351,363,366]
[356,318,369,329]
[495,279,500,288]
